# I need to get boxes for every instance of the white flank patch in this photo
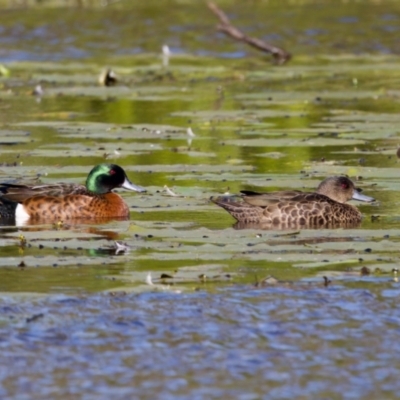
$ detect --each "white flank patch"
[146,273,154,286]
[15,204,30,226]
[186,127,195,137]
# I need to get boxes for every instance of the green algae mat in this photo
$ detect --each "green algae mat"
[1,51,399,293]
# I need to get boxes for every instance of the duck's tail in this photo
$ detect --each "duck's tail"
[210,196,263,223]
[0,197,18,221]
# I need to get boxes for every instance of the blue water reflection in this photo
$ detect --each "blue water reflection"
[0,283,399,399]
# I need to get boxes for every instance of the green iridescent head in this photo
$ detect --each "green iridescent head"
[85,164,146,194]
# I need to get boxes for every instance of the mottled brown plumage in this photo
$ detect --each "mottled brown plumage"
[211,176,375,229]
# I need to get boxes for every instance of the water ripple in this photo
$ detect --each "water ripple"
[0,284,398,398]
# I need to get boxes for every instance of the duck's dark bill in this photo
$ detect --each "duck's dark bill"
[122,179,146,193]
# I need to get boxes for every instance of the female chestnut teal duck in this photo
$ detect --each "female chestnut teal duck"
[211,176,374,228]
[0,163,146,224]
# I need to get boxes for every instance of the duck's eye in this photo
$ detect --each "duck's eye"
[341,183,349,189]
[109,169,116,175]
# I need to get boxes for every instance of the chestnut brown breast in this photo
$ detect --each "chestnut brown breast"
[22,192,129,221]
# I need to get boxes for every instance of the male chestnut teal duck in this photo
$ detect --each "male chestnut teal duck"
[211,176,375,228]
[0,163,146,224]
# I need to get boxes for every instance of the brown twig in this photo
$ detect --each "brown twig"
[207,2,291,65]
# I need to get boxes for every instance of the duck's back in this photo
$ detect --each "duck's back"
[0,183,88,202]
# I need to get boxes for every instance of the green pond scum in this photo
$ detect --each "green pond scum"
[0,0,397,291]
[0,1,399,399]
